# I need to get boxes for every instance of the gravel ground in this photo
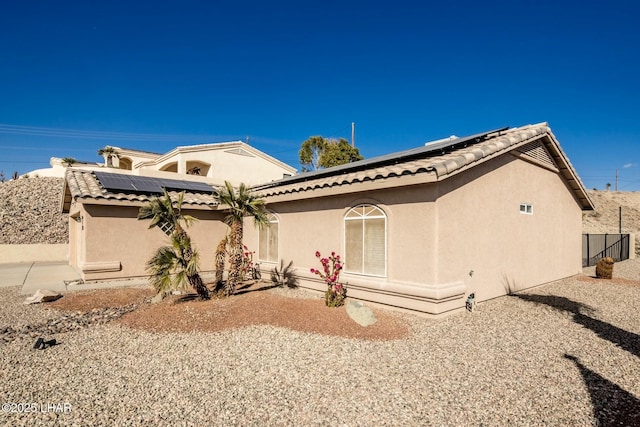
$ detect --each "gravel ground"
[1,261,639,426]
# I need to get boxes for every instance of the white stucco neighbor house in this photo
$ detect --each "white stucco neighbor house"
[33,141,298,187]
[106,141,296,187]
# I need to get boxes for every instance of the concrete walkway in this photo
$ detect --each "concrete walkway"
[0,262,151,295]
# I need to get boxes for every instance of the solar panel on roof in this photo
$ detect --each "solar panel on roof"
[160,179,214,193]
[94,171,214,194]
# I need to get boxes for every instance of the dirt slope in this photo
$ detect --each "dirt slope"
[583,190,640,255]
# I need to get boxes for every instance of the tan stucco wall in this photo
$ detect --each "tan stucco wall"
[74,204,228,281]
[0,244,69,263]
[436,154,583,303]
[245,151,586,315]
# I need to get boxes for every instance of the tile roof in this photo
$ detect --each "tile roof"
[253,123,594,210]
[62,169,219,212]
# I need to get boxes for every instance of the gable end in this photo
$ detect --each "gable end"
[512,139,559,172]
[225,148,254,157]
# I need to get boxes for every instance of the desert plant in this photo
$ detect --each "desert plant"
[270,259,299,288]
[214,236,228,290]
[98,146,120,168]
[11,171,18,180]
[239,245,256,281]
[214,181,268,296]
[61,157,76,167]
[595,257,614,279]
[138,190,209,299]
[0,171,4,183]
[310,251,347,307]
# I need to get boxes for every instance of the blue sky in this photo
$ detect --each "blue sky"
[1,0,638,190]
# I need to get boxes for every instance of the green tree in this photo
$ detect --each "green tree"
[319,138,363,168]
[138,190,210,299]
[98,146,120,168]
[299,136,363,171]
[299,136,326,172]
[214,181,268,296]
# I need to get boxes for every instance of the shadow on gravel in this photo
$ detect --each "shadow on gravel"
[514,294,640,360]
[564,354,640,426]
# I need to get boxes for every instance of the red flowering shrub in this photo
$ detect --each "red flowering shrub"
[310,250,347,307]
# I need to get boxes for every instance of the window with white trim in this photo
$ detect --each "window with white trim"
[344,205,386,276]
[158,221,174,236]
[259,213,278,262]
[520,203,533,215]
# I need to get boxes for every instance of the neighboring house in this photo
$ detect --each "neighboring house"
[26,157,102,178]
[61,122,594,316]
[111,141,296,187]
[242,123,594,315]
[34,141,297,186]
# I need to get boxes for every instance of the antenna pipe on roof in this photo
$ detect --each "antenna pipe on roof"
[351,122,355,147]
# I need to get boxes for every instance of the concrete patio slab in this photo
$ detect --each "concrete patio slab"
[21,261,82,294]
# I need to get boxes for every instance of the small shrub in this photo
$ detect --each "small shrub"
[310,250,347,307]
[595,257,614,279]
[239,245,256,281]
[270,260,298,288]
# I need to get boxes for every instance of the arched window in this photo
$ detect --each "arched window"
[118,157,132,170]
[259,213,278,262]
[344,205,386,276]
[160,162,178,173]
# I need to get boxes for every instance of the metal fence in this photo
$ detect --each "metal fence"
[582,234,630,267]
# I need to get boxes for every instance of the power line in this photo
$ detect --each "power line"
[0,123,229,142]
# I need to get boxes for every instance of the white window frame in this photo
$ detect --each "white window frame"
[158,221,174,236]
[259,212,279,263]
[519,203,533,215]
[344,204,387,277]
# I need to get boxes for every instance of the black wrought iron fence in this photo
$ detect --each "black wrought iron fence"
[582,234,630,267]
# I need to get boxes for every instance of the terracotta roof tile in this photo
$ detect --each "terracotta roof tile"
[254,123,578,200]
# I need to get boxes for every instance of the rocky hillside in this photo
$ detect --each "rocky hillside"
[583,190,640,255]
[0,177,69,244]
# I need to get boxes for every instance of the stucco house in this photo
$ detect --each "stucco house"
[109,141,296,187]
[60,141,296,281]
[243,122,594,315]
[62,122,593,316]
[35,140,297,187]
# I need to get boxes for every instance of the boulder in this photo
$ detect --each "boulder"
[23,289,62,305]
[346,301,377,327]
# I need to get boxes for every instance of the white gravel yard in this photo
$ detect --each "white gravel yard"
[1,260,639,426]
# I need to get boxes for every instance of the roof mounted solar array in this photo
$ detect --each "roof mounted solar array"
[254,127,510,190]
[94,171,214,194]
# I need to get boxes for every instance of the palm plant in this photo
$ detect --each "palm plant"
[61,157,76,167]
[138,190,210,299]
[215,181,268,296]
[98,146,120,168]
[214,236,228,290]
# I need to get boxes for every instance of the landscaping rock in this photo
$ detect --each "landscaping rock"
[346,301,377,326]
[23,289,62,305]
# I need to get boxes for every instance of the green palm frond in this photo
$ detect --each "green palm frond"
[146,245,184,293]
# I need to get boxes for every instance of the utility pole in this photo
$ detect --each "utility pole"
[351,122,355,147]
